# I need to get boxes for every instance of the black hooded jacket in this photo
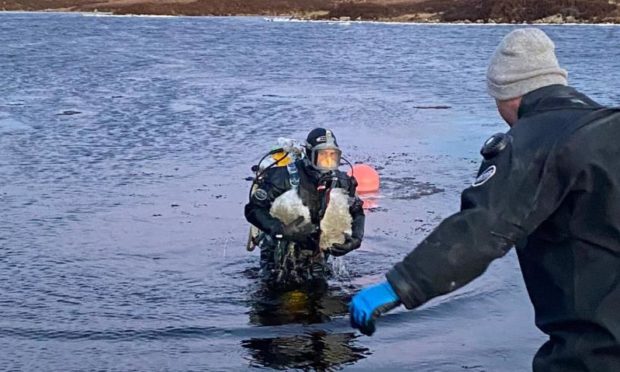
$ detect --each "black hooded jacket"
[245,158,365,251]
[386,85,620,371]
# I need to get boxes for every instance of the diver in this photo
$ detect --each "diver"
[244,128,365,291]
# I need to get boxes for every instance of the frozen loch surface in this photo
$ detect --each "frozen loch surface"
[1,12,620,371]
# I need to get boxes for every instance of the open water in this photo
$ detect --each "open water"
[1,12,620,371]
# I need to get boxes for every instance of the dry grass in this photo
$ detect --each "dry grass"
[80,0,335,16]
[441,0,619,22]
[3,0,620,22]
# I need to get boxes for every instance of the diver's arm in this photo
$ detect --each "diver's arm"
[350,196,365,241]
[387,137,581,309]
[244,181,286,236]
[344,174,365,241]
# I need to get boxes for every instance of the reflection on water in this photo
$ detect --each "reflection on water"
[242,331,369,371]
[248,286,347,326]
[243,286,369,370]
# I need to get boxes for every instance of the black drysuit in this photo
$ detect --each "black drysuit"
[245,159,365,288]
[386,85,620,371]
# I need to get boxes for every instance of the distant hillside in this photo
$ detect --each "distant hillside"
[3,0,620,23]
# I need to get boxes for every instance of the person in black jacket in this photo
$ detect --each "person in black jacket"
[349,28,620,371]
[245,128,365,291]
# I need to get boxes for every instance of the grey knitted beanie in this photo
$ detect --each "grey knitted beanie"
[487,28,568,101]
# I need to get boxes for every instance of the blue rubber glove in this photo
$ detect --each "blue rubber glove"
[349,281,401,336]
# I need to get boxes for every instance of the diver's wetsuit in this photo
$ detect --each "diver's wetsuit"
[245,158,365,290]
[386,85,620,371]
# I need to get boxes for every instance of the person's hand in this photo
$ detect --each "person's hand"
[276,216,317,243]
[328,234,361,257]
[350,281,401,336]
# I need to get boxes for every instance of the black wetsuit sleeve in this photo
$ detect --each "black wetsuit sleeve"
[244,176,288,236]
[348,177,365,241]
[386,138,580,309]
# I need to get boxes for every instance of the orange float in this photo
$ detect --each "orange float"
[347,164,380,193]
[348,164,380,209]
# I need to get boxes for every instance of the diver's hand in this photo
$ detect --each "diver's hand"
[350,281,401,336]
[328,234,361,257]
[276,216,317,243]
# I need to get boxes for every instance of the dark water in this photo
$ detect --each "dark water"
[1,13,620,371]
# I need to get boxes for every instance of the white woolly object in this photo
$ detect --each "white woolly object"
[319,188,352,251]
[269,189,311,226]
[269,188,352,251]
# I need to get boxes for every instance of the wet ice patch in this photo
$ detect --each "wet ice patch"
[0,112,30,133]
[170,99,203,113]
[382,176,445,200]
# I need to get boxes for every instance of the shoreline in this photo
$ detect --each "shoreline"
[3,10,620,26]
[3,0,620,24]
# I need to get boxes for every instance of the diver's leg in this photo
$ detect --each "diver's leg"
[305,252,328,293]
[259,238,276,281]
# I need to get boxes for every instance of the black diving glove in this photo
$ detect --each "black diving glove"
[275,216,317,243]
[328,234,361,257]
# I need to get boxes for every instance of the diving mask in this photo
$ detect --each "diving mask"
[311,141,341,172]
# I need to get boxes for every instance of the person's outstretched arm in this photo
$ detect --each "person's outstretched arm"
[351,131,583,335]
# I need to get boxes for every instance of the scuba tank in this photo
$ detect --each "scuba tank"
[246,138,304,252]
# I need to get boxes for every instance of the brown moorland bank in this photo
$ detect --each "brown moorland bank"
[3,0,620,23]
